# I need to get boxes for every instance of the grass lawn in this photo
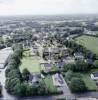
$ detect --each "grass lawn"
[81,74,98,91]
[44,75,57,93]
[20,56,41,73]
[20,51,41,73]
[75,35,98,55]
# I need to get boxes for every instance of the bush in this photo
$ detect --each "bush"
[65,70,81,83]
[93,60,98,68]
[5,77,21,94]
[69,78,87,92]
[22,68,30,81]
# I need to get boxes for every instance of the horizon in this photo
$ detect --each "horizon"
[0,13,98,17]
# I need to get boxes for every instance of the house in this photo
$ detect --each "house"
[74,52,84,60]
[39,59,52,72]
[64,56,75,64]
[61,48,69,58]
[56,60,65,68]
[91,72,98,80]
[86,59,93,65]
[51,47,60,54]
[52,73,64,87]
[43,48,49,56]
[29,73,41,84]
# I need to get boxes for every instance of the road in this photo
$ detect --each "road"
[57,75,76,100]
[0,47,16,100]
[74,92,98,98]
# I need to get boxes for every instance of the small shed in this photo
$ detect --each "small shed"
[91,72,98,80]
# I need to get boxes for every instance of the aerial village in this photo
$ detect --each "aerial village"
[0,16,98,100]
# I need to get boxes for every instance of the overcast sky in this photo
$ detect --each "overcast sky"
[0,0,98,16]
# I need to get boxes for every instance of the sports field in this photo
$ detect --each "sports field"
[75,35,98,55]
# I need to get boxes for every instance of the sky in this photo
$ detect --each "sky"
[0,0,98,16]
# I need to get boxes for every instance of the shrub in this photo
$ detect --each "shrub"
[69,78,87,92]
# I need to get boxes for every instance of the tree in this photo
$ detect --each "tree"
[5,77,20,94]
[37,81,47,95]
[64,64,75,72]
[74,60,88,72]
[12,44,23,52]
[10,54,21,66]
[13,82,30,96]
[25,84,33,96]
[22,68,30,81]
[5,45,24,96]
[65,70,81,82]
[6,68,23,82]
[69,78,87,92]
[65,70,73,82]
[93,60,98,68]
[8,59,19,68]
[5,68,11,77]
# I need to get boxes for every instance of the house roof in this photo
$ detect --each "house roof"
[92,72,98,77]
[44,63,52,67]
[74,52,83,57]
[29,73,41,82]
[57,61,65,68]
[86,59,93,64]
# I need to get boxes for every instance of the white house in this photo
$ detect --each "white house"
[74,52,84,60]
[52,73,64,87]
[91,72,98,80]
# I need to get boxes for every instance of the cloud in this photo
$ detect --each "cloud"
[0,0,97,16]
[0,0,15,4]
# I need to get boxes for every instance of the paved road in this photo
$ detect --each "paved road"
[0,96,55,100]
[74,92,98,98]
[59,75,76,100]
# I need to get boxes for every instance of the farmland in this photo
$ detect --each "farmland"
[75,35,98,55]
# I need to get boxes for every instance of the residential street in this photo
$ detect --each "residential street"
[58,75,76,100]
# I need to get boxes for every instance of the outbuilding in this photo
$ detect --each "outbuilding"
[91,72,98,80]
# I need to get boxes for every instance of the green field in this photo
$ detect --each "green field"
[44,75,57,93]
[81,74,98,91]
[75,35,98,55]
[20,51,41,73]
[20,56,41,73]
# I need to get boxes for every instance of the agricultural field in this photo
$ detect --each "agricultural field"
[20,51,41,73]
[75,35,98,55]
